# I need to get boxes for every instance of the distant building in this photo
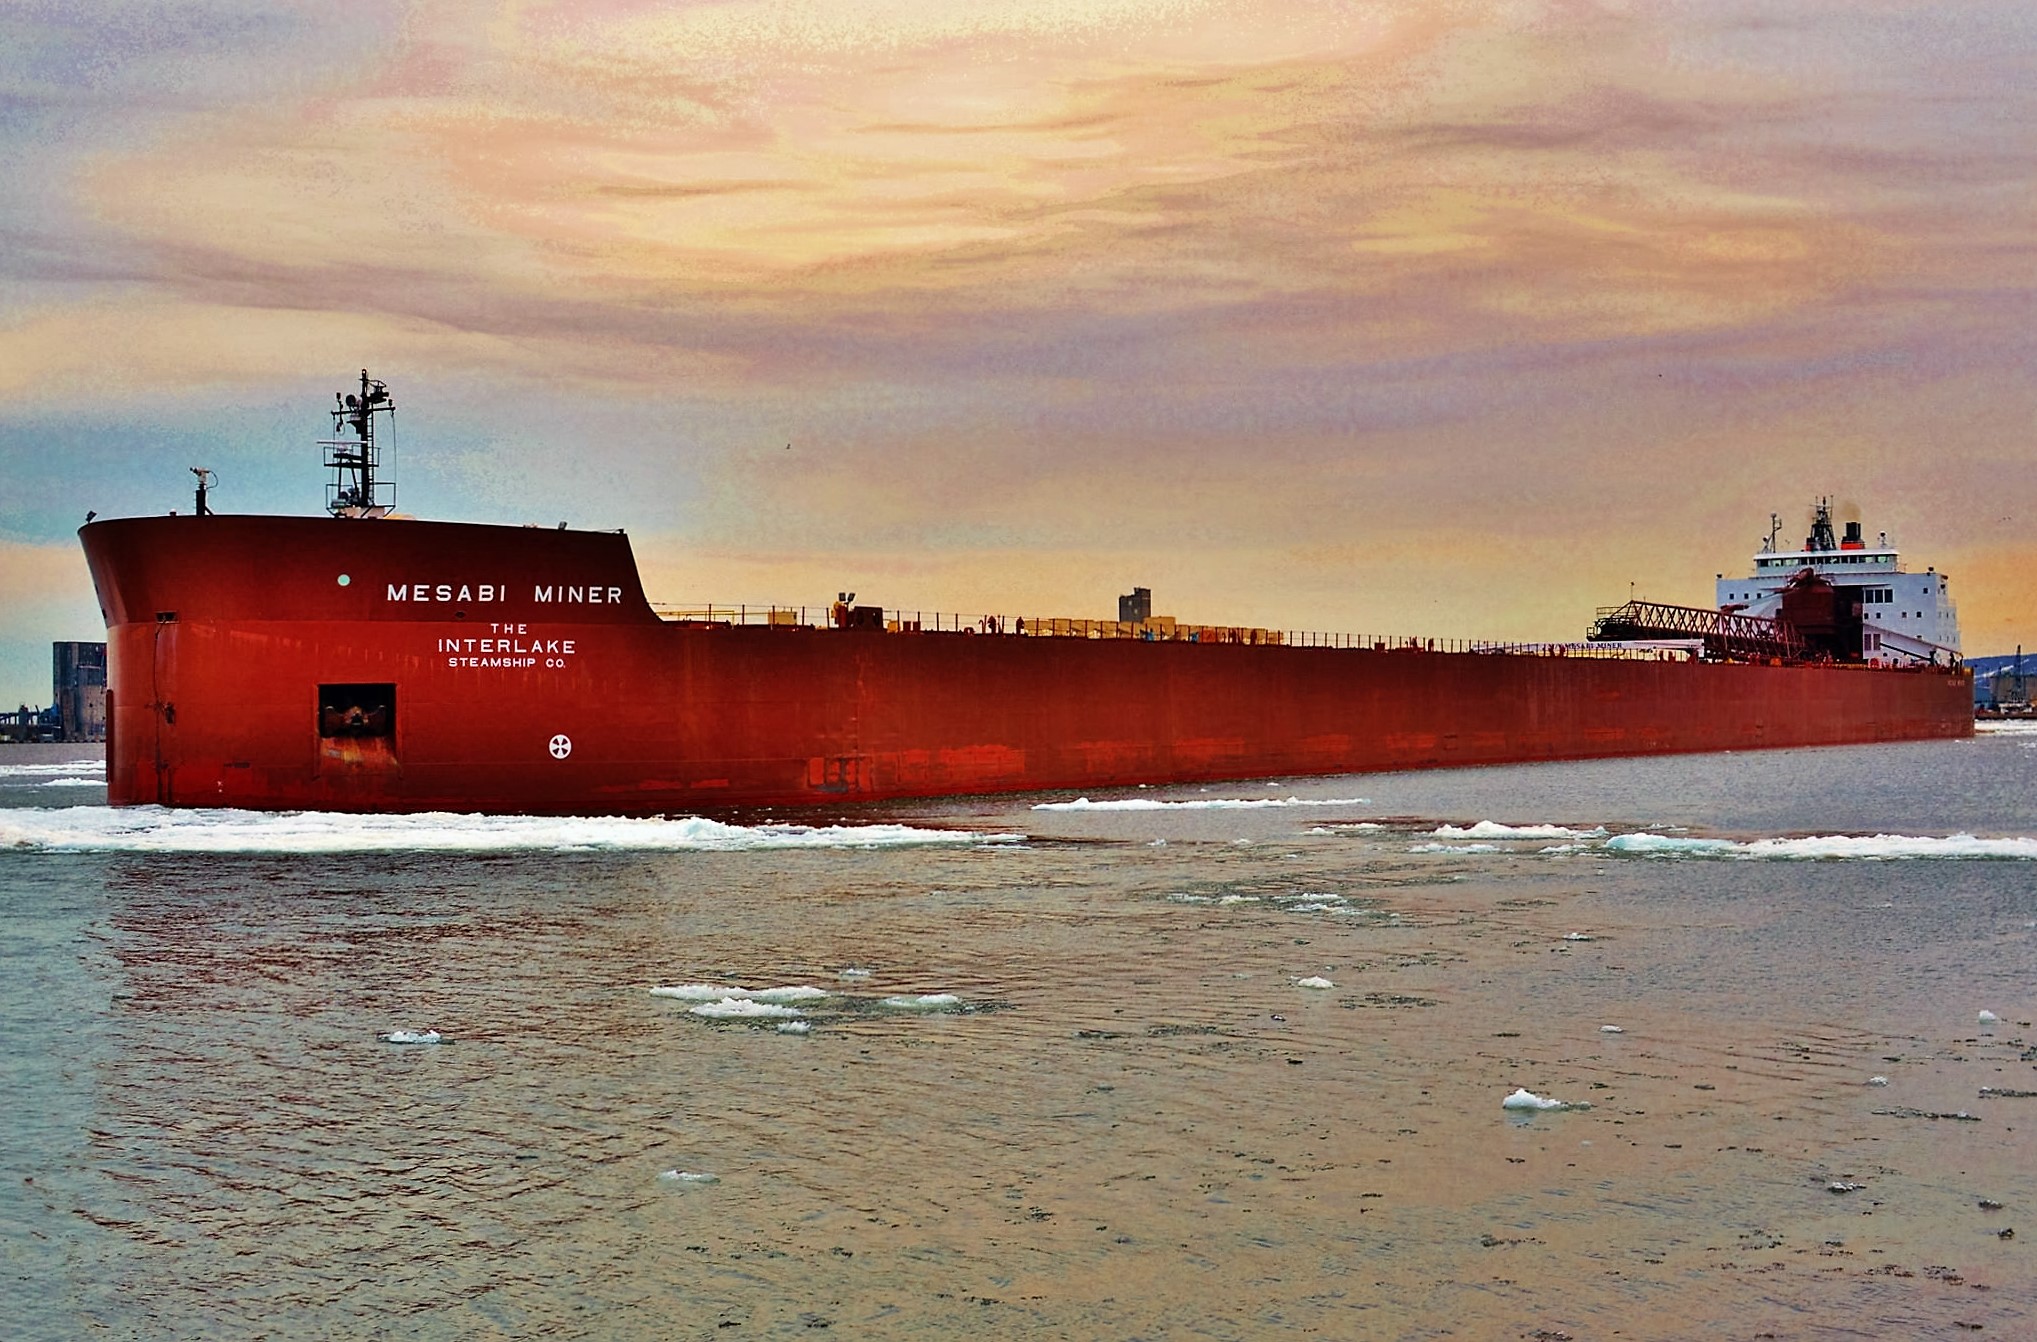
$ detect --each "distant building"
[53,641,107,742]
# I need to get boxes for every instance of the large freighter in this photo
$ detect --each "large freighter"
[78,375,1973,815]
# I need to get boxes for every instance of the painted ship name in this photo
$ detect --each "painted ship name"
[385,582,626,604]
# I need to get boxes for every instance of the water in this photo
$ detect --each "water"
[4,730,2035,1339]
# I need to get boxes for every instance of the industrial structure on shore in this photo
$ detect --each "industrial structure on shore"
[0,641,107,743]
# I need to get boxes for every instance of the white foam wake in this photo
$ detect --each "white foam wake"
[1432,821,1607,840]
[1604,832,2037,861]
[0,760,104,778]
[1033,796,1371,811]
[0,806,1018,854]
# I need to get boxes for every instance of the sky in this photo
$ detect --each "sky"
[1,0,2032,703]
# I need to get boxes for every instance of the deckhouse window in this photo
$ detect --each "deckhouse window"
[320,683,396,739]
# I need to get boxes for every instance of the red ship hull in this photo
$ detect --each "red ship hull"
[80,515,1975,814]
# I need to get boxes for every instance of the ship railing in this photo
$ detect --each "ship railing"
[649,604,1718,659]
[654,604,817,627]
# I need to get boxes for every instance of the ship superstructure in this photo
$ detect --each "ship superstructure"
[1716,499,1960,664]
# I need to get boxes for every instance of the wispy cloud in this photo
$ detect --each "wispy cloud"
[0,0,2033,696]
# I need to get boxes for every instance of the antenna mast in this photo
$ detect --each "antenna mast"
[323,370,394,517]
[1805,497,1837,553]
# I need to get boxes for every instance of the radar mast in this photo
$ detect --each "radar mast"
[323,370,394,517]
[1805,497,1837,553]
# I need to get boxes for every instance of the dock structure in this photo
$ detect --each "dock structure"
[0,704,60,743]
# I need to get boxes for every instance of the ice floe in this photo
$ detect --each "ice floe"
[0,806,1017,853]
[1502,1088,1590,1112]
[658,1170,719,1185]
[1868,1075,1889,1086]
[881,993,965,1012]
[688,998,808,1019]
[1432,821,1608,840]
[1170,890,1399,921]
[651,984,828,1021]
[1978,1009,2000,1024]
[1371,823,2037,862]
[379,1030,443,1045]
[1603,832,2037,861]
[1599,1025,1624,1034]
[1296,976,1335,990]
[653,980,984,1027]
[650,984,829,1004]
[1032,796,1372,811]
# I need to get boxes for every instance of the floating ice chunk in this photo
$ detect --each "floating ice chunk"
[881,993,965,1012]
[1599,1025,1624,1034]
[748,986,827,1004]
[1602,834,1737,856]
[1563,932,1595,942]
[1409,842,1501,854]
[658,1170,719,1184]
[1502,1088,1589,1112]
[1828,1180,1865,1194]
[1218,894,1259,905]
[650,984,828,1004]
[776,1021,812,1034]
[838,967,874,979]
[651,983,731,1001]
[379,1030,442,1045]
[1978,1009,2000,1024]
[1604,832,2037,861]
[1296,976,1335,990]
[1868,1075,1889,1086]
[1433,822,1608,841]
[689,998,806,1019]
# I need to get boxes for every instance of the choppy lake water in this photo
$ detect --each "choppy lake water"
[4,728,2035,1340]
